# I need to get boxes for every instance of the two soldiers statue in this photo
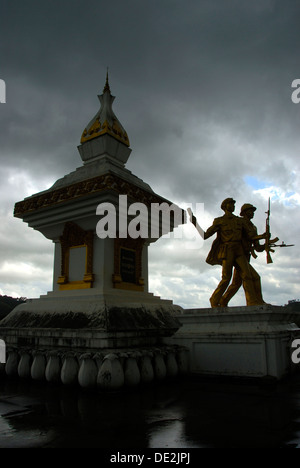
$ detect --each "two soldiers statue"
[190,198,280,308]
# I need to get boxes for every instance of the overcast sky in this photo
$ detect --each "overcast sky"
[0,0,299,308]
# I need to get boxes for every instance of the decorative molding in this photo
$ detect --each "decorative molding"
[14,173,176,218]
[80,118,130,146]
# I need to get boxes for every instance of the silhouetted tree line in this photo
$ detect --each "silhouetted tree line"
[0,295,26,320]
[286,300,300,311]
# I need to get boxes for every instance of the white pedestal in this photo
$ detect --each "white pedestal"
[0,288,183,349]
[164,305,300,380]
[0,290,186,390]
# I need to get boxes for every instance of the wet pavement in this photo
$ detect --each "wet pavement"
[1,373,300,449]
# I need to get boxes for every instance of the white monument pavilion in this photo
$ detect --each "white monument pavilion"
[0,75,188,389]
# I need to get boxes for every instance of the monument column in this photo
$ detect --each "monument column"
[0,75,185,356]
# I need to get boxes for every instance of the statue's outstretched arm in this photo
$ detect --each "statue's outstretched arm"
[187,208,218,239]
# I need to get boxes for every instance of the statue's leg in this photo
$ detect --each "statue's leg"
[219,266,242,306]
[209,253,234,307]
[236,255,261,306]
[249,264,264,303]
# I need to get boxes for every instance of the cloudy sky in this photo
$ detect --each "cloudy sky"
[0,0,299,308]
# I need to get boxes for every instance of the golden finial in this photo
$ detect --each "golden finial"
[103,67,111,93]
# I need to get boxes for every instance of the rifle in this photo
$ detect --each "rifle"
[272,241,295,248]
[265,197,279,264]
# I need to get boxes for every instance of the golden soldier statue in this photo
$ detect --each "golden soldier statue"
[191,198,266,307]
[218,203,265,306]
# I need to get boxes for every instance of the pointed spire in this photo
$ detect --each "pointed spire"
[103,67,111,94]
[79,71,130,149]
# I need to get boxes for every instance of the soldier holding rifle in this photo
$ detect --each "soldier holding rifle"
[190,198,267,307]
[189,197,293,308]
[218,203,267,306]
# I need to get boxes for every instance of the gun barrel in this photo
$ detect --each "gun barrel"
[265,197,272,264]
[273,243,295,248]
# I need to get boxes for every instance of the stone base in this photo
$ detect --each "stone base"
[0,290,188,390]
[0,343,189,391]
[0,289,182,348]
[163,304,300,380]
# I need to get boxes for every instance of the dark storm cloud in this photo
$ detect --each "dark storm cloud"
[0,0,299,304]
[2,1,300,162]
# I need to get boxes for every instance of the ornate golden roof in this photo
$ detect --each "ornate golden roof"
[80,73,130,147]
